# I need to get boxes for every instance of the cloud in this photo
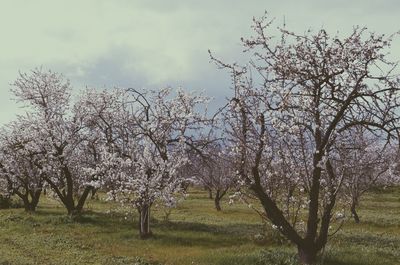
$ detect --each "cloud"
[0,0,399,124]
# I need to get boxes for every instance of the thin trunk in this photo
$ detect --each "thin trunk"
[351,200,360,223]
[76,186,93,212]
[214,190,222,211]
[63,166,75,214]
[139,204,152,239]
[90,188,97,199]
[208,188,213,199]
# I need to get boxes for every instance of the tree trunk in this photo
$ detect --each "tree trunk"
[66,204,83,218]
[76,186,93,212]
[64,196,80,217]
[24,202,36,212]
[214,190,222,211]
[139,205,152,239]
[59,186,92,217]
[207,188,213,199]
[351,200,360,223]
[21,196,33,212]
[66,204,78,216]
[22,196,33,212]
[16,189,41,212]
[298,246,318,265]
[90,188,97,199]
[24,190,41,212]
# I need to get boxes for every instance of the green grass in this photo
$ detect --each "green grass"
[0,188,399,265]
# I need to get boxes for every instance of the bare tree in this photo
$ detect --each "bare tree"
[337,127,393,223]
[189,143,236,211]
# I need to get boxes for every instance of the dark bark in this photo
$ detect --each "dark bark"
[27,189,41,212]
[251,183,304,246]
[90,188,98,199]
[64,186,92,217]
[298,246,318,265]
[207,188,213,199]
[76,186,93,212]
[212,23,400,265]
[214,194,221,211]
[351,200,360,223]
[138,204,152,239]
[65,200,76,216]
[315,159,338,249]
[214,188,228,211]
[43,171,92,216]
[16,189,42,212]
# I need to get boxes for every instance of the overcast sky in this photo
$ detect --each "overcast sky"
[1,0,399,125]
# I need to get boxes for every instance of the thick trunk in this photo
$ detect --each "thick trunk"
[23,190,41,212]
[351,201,360,223]
[24,202,36,212]
[21,196,33,212]
[66,203,78,216]
[298,246,318,265]
[65,196,81,217]
[139,205,152,239]
[16,189,41,212]
[62,187,92,216]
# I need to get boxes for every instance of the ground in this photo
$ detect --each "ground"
[0,188,399,265]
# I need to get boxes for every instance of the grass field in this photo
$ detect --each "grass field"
[0,188,399,265]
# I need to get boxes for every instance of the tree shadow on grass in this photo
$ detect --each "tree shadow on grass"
[335,231,400,247]
[151,233,246,249]
[7,208,265,249]
[147,221,264,248]
[157,220,262,236]
[71,211,263,248]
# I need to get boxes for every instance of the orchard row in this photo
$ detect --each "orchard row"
[1,15,400,264]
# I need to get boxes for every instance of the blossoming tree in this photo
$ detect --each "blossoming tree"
[0,119,44,211]
[188,142,236,211]
[11,68,97,216]
[83,87,211,238]
[333,127,393,223]
[212,15,400,264]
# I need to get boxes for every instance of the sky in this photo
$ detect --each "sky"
[1,0,400,125]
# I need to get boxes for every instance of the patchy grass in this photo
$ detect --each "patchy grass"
[0,188,399,265]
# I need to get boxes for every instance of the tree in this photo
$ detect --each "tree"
[11,68,96,216]
[85,87,210,238]
[337,127,392,223]
[0,119,44,212]
[189,143,235,211]
[74,87,128,200]
[212,15,400,264]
